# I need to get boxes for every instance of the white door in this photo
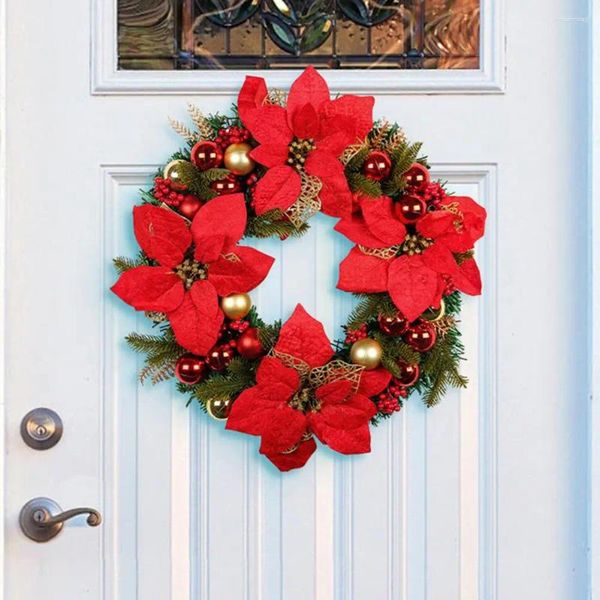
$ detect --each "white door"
[2,1,590,598]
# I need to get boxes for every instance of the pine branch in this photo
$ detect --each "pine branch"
[191,358,255,405]
[347,173,382,198]
[113,252,150,274]
[347,293,397,329]
[344,145,370,172]
[454,250,474,265]
[175,161,219,200]
[257,321,281,351]
[246,209,309,239]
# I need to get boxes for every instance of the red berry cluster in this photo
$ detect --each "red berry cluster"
[412,181,447,209]
[215,126,251,151]
[153,177,187,208]
[229,319,250,334]
[376,379,409,415]
[344,324,368,344]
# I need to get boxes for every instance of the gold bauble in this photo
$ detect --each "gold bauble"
[163,159,189,185]
[207,398,232,420]
[350,338,383,370]
[422,298,446,322]
[221,293,252,319]
[223,143,255,176]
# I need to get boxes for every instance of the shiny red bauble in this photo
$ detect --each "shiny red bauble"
[404,321,437,352]
[178,194,202,219]
[394,361,420,386]
[394,194,427,223]
[363,151,392,181]
[206,344,236,371]
[236,327,265,359]
[211,174,242,195]
[378,312,408,336]
[175,354,206,384]
[191,141,222,170]
[403,163,430,190]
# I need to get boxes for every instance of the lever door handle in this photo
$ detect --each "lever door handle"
[19,497,102,542]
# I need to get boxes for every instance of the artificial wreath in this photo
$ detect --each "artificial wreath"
[111,67,486,472]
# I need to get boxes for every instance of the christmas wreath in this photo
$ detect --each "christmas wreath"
[111,67,486,472]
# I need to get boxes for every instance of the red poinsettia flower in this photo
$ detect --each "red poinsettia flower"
[226,304,391,471]
[336,195,487,321]
[112,195,274,355]
[237,67,374,219]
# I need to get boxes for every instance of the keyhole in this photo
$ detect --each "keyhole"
[32,510,47,523]
[35,425,47,438]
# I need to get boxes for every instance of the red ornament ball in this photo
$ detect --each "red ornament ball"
[236,327,265,359]
[211,174,241,195]
[404,321,437,352]
[363,151,392,181]
[394,194,427,223]
[395,361,420,386]
[378,312,408,336]
[191,141,222,170]
[206,344,236,371]
[175,354,206,385]
[178,194,202,219]
[403,163,430,190]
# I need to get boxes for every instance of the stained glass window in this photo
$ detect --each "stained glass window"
[117,0,480,70]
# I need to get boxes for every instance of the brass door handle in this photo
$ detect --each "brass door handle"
[19,497,102,542]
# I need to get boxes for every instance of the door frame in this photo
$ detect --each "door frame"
[0,1,598,598]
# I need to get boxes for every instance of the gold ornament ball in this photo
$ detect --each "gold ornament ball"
[422,298,446,322]
[223,143,255,176]
[350,338,383,370]
[163,159,189,185]
[207,398,232,420]
[221,293,252,320]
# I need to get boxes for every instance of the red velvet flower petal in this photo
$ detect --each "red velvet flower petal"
[312,392,376,431]
[208,246,275,296]
[451,258,482,295]
[246,105,293,147]
[111,266,184,312]
[262,437,317,472]
[387,255,439,322]
[337,246,390,293]
[133,205,192,268]
[275,304,334,368]
[309,415,373,455]
[416,211,456,240]
[252,165,302,215]
[250,143,289,168]
[286,67,330,126]
[167,280,223,355]
[360,196,407,246]
[315,380,354,406]
[446,196,487,244]
[255,356,300,393]
[226,382,301,439]
[290,102,321,140]
[358,368,392,397]
[237,75,268,125]
[192,194,247,264]
[258,407,308,454]
[334,214,391,248]
[318,95,374,154]
[305,149,352,217]
[422,243,460,276]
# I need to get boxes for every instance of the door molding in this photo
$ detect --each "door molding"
[91,0,506,96]
[590,0,600,596]
[0,0,6,596]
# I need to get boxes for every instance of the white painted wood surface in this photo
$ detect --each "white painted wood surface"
[1,0,592,598]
